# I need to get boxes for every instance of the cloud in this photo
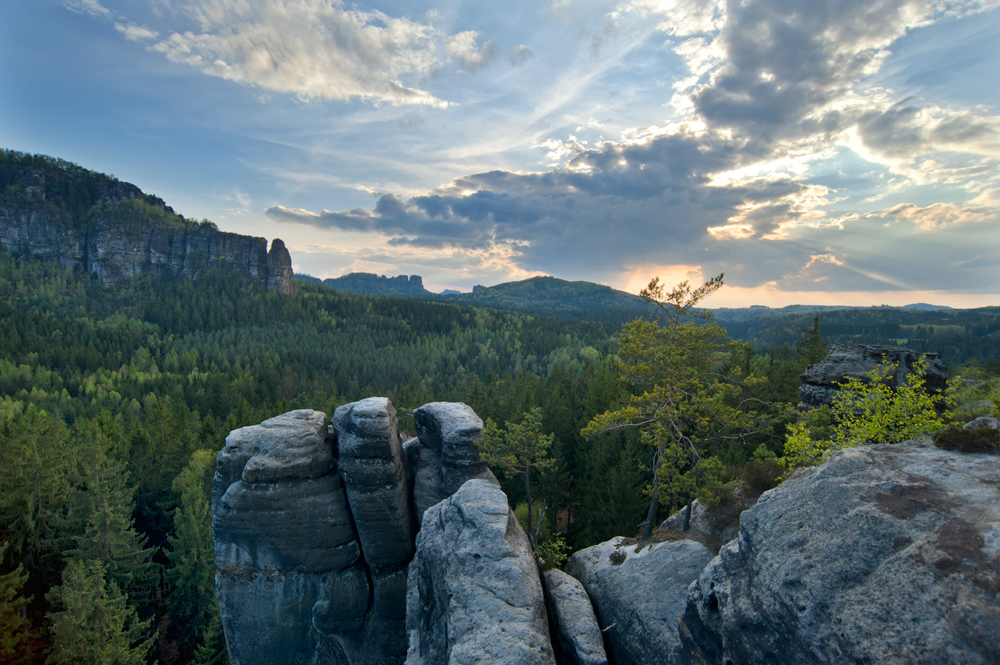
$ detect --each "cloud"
[115,22,158,41]
[445,31,500,72]
[146,0,448,106]
[63,0,112,19]
[867,200,995,229]
[510,45,535,66]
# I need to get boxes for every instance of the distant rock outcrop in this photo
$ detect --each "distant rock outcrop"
[0,160,295,293]
[798,344,947,410]
[681,439,1000,665]
[565,538,713,665]
[405,479,555,665]
[323,272,429,297]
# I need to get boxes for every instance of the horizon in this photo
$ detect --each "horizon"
[2,0,998,309]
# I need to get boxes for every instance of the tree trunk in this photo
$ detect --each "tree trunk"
[682,497,694,531]
[641,473,659,541]
[524,466,534,550]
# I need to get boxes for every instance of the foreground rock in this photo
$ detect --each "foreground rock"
[213,410,362,665]
[407,402,499,522]
[542,570,608,665]
[798,344,947,410]
[565,537,713,665]
[682,439,1000,665]
[405,479,555,665]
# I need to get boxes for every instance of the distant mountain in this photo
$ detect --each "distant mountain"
[0,149,294,293]
[902,303,953,311]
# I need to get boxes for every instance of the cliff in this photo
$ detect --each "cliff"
[0,150,294,294]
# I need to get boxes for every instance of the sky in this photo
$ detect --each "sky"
[2,0,999,307]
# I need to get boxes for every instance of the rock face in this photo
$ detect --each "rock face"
[214,401,523,665]
[682,439,1000,665]
[408,402,499,523]
[798,344,947,410]
[565,537,713,665]
[542,570,608,665]
[0,167,295,293]
[323,272,429,297]
[213,410,362,665]
[405,479,555,665]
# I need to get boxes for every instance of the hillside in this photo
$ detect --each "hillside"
[0,149,294,293]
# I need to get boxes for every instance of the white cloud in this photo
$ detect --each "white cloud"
[445,31,500,72]
[146,0,449,106]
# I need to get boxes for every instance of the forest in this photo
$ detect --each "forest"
[2,243,998,663]
[1,151,997,663]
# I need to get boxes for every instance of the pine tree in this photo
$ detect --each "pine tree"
[796,314,829,365]
[68,415,156,594]
[46,558,153,665]
[0,542,35,665]
[166,449,217,657]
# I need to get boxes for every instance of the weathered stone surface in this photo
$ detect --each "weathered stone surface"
[798,344,947,410]
[405,479,555,665]
[541,569,608,665]
[213,409,365,665]
[410,402,498,522]
[965,415,999,431]
[658,499,740,548]
[333,397,415,566]
[565,537,712,665]
[682,439,1000,665]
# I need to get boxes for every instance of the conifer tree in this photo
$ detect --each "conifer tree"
[46,558,153,665]
[0,542,35,665]
[166,449,217,656]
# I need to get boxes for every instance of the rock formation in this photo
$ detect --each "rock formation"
[214,400,548,665]
[682,438,1000,665]
[405,479,555,665]
[0,165,295,293]
[212,410,362,665]
[323,272,429,297]
[565,538,713,665]
[541,570,608,665]
[799,344,947,410]
[407,402,499,523]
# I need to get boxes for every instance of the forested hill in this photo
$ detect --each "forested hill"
[0,149,294,292]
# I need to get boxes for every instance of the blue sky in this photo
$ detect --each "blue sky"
[2,0,998,307]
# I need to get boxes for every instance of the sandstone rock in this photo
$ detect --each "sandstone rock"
[332,397,415,567]
[658,499,740,548]
[964,415,999,431]
[410,403,498,523]
[565,537,712,665]
[213,410,366,665]
[541,569,608,665]
[405,479,555,665]
[682,439,1000,665]
[798,344,947,410]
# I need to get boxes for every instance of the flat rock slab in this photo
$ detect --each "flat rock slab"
[565,537,712,665]
[405,479,555,665]
[683,439,1000,665]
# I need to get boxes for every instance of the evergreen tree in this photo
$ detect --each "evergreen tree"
[68,415,156,594]
[796,314,829,365]
[583,275,766,539]
[480,408,555,549]
[0,542,35,665]
[166,449,217,658]
[46,558,154,665]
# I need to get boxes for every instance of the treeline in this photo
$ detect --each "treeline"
[0,252,626,664]
[5,247,986,663]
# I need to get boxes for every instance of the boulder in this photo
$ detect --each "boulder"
[658,499,739,548]
[798,344,947,410]
[405,479,555,665]
[410,403,498,523]
[565,537,712,665]
[541,569,608,665]
[682,439,1000,665]
[964,416,999,431]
